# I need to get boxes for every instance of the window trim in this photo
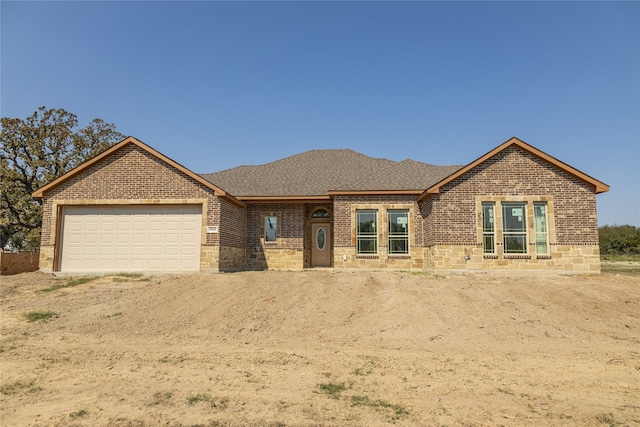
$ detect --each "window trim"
[481,202,496,254]
[262,213,280,244]
[476,197,555,259]
[502,202,527,254]
[356,209,378,255]
[311,208,331,219]
[534,202,549,255]
[387,209,409,255]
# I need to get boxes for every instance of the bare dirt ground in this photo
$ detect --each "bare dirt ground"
[1,267,639,427]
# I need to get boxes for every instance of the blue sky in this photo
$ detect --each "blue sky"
[2,1,638,226]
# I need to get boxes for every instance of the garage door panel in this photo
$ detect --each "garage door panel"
[148,247,162,256]
[149,221,163,231]
[133,220,147,229]
[60,205,202,273]
[132,233,147,243]
[100,234,114,244]
[164,259,178,269]
[149,234,163,243]
[116,234,131,244]
[83,246,98,256]
[182,233,196,241]
[131,259,146,269]
[132,246,146,256]
[85,221,99,232]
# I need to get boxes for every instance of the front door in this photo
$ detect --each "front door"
[311,223,331,267]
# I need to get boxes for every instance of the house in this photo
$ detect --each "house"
[32,136,609,274]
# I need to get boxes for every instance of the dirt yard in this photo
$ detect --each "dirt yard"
[1,268,639,426]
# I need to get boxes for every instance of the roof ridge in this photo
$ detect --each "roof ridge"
[333,158,405,190]
[200,148,387,175]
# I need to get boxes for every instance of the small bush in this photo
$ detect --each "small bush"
[38,276,97,293]
[149,391,173,406]
[69,409,88,418]
[187,393,212,405]
[595,412,620,427]
[24,311,58,323]
[351,395,409,417]
[318,382,347,399]
[186,393,228,410]
[0,379,42,395]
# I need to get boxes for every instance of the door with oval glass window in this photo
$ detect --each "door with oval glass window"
[311,223,331,267]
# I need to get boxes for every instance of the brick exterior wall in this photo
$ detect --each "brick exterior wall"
[333,195,423,247]
[36,142,603,274]
[245,203,305,270]
[38,144,242,271]
[333,195,425,269]
[419,146,601,272]
[422,146,599,246]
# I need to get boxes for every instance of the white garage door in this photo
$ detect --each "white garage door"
[59,205,202,273]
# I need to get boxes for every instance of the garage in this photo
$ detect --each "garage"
[58,205,202,273]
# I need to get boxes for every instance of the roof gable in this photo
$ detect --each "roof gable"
[32,136,244,207]
[417,137,609,202]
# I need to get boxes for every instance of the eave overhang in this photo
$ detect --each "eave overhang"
[417,137,610,203]
[237,195,331,203]
[328,190,424,196]
[31,136,246,208]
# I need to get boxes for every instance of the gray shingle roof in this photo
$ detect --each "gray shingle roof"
[199,149,462,197]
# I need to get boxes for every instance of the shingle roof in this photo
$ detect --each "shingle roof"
[334,159,462,192]
[199,149,462,198]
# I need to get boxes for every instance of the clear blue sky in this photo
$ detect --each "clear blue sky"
[2,1,638,226]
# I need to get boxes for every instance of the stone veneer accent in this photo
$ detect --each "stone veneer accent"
[39,247,55,273]
[201,245,246,272]
[247,248,305,270]
[419,146,602,272]
[427,245,601,272]
[246,203,305,270]
[333,247,425,270]
[36,141,604,274]
[332,195,424,269]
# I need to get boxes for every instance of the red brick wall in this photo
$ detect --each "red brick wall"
[219,198,246,248]
[333,195,423,248]
[422,146,599,246]
[246,203,305,250]
[39,144,234,247]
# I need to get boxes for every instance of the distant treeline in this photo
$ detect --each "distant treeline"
[599,225,640,255]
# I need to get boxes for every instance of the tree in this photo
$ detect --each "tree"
[1,107,125,249]
[599,225,640,256]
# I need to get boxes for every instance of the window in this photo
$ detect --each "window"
[482,202,496,254]
[311,209,330,219]
[534,202,548,254]
[502,202,527,254]
[388,210,409,254]
[356,210,377,254]
[264,216,277,242]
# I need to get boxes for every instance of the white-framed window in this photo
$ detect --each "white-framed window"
[264,216,277,242]
[534,202,548,254]
[356,210,377,254]
[502,202,527,254]
[388,210,409,254]
[481,202,496,254]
